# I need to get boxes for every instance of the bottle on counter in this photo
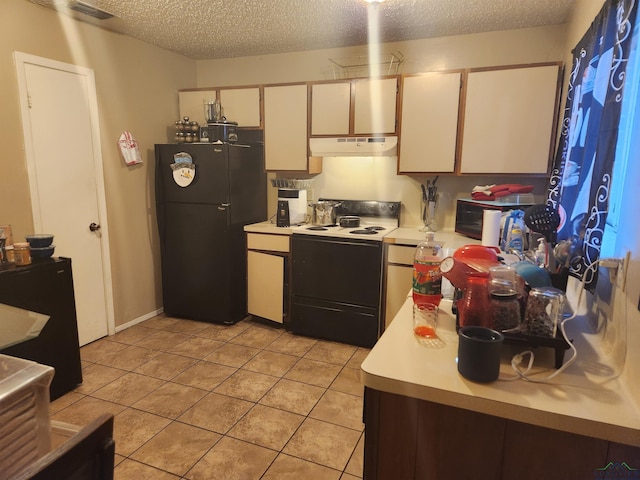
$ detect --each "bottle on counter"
[412,231,443,306]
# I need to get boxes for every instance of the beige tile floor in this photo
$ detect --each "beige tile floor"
[50,315,368,479]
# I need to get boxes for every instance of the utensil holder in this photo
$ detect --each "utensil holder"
[420,194,438,232]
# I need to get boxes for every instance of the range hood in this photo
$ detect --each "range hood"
[310,136,398,157]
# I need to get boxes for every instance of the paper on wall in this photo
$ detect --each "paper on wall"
[118,131,142,166]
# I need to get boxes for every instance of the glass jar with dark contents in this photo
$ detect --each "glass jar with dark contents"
[490,290,521,332]
[523,287,565,337]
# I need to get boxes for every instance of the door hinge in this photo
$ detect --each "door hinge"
[27,93,32,109]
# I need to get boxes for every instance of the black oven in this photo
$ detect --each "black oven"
[290,234,383,348]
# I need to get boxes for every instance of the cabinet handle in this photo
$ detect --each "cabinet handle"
[89,222,101,232]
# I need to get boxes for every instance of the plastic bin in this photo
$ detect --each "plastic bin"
[0,354,54,480]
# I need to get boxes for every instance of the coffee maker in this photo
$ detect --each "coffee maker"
[277,188,307,227]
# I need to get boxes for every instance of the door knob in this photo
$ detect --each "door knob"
[89,222,101,232]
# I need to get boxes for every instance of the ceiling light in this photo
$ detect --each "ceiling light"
[363,0,386,4]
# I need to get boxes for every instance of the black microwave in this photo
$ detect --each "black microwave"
[455,199,534,240]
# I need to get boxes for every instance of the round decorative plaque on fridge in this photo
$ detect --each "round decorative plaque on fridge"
[171,152,196,187]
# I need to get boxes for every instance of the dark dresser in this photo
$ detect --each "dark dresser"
[0,257,83,400]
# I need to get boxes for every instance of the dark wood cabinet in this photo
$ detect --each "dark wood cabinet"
[364,387,640,480]
[0,258,82,400]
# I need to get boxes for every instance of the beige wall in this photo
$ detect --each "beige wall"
[1,1,196,328]
[196,25,566,85]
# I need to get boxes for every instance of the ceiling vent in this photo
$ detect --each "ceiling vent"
[68,1,114,20]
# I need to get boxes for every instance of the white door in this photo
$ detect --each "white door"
[15,52,114,345]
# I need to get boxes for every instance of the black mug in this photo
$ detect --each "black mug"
[457,326,504,383]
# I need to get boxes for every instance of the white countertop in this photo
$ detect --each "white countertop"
[243,221,292,235]
[361,294,640,447]
[244,222,482,250]
[384,227,480,250]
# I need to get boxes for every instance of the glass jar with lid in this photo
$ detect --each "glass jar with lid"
[13,242,31,266]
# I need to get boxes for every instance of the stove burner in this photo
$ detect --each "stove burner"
[365,226,385,231]
[307,226,328,231]
[350,229,378,235]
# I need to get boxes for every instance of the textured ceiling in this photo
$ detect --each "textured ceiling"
[30,0,577,60]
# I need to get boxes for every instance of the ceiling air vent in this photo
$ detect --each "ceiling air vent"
[69,1,114,20]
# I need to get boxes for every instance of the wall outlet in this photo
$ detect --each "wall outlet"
[616,250,631,292]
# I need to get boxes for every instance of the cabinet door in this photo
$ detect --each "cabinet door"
[399,72,461,173]
[460,64,560,174]
[247,250,285,323]
[179,89,216,124]
[385,264,413,329]
[264,84,308,170]
[219,87,261,127]
[311,82,351,135]
[353,77,398,135]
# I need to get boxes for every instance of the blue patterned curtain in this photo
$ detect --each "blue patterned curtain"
[547,0,637,290]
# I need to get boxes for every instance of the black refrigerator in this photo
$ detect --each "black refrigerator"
[155,143,267,324]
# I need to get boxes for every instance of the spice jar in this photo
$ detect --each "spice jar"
[13,242,31,266]
[457,272,493,329]
[490,291,521,332]
[522,287,565,337]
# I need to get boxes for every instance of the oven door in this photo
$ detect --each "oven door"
[292,234,382,306]
[290,234,383,347]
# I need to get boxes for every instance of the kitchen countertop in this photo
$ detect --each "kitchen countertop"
[384,227,480,250]
[244,222,481,249]
[243,221,292,235]
[361,294,640,447]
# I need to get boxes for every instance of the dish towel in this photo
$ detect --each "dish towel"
[471,184,533,201]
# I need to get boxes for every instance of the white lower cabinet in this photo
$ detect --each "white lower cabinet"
[246,233,290,324]
[384,244,416,329]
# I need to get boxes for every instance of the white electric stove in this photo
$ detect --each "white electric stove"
[291,199,401,241]
[289,199,402,348]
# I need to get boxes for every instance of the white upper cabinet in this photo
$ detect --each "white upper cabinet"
[353,77,398,135]
[178,87,261,127]
[311,82,351,136]
[398,72,462,173]
[219,87,261,127]
[459,64,561,174]
[264,83,309,171]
